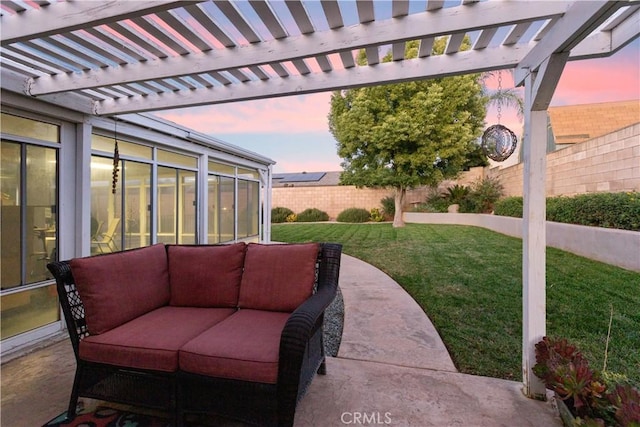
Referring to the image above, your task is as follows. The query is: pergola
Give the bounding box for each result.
[1,0,638,399]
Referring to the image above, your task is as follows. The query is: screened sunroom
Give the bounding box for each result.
[0,95,274,356]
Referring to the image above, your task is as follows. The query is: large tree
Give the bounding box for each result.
[329,38,487,227]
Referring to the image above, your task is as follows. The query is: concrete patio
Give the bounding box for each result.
[1,254,562,426]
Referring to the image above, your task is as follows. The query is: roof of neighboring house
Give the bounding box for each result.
[272,171,342,187]
[548,99,640,145]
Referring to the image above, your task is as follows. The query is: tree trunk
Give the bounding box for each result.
[393,187,406,228]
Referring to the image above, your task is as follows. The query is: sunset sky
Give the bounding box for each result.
[157,38,640,173]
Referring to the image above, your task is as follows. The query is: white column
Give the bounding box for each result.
[263,165,273,243]
[521,73,548,399]
[74,121,93,257]
[198,154,209,244]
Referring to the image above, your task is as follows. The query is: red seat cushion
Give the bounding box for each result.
[70,244,170,335]
[179,309,290,383]
[168,243,246,307]
[238,243,320,312]
[79,306,235,372]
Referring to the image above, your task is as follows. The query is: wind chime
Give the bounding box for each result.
[481,71,518,162]
[112,119,120,194]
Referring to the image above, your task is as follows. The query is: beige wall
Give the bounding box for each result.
[271,168,484,220]
[436,166,485,191]
[271,167,483,219]
[272,124,639,218]
[489,123,640,197]
[272,186,393,220]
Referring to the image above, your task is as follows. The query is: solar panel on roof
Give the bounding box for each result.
[274,172,326,183]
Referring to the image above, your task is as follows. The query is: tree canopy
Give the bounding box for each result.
[328,38,488,226]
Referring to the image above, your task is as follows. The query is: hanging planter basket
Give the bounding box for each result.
[481,124,517,162]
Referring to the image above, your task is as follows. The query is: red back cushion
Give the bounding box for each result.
[168,243,246,307]
[70,244,170,335]
[239,243,320,312]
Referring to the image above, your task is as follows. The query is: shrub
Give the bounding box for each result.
[458,197,478,213]
[493,192,640,231]
[494,196,523,217]
[285,213,297,222]
[381,196,395,219]
[548,192,640,231]
[370,208,384,222]
[422,188,449,213]
[445,184,470,205]
[271,207,294,223]
[296,208,329,222]
[546,196,577,225]
[463,176,504,213]
[337,207,371,223]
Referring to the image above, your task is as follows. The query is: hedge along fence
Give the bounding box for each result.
[296,208,330,222]
[403,212,640,272]
[271,207,295,223]
[494,192,640,231]
[337,207,372,223]
[271,207,330,223]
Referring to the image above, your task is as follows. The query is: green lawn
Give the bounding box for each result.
[272,223,640,386]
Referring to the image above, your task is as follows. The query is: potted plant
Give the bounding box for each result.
[533,337,640,427]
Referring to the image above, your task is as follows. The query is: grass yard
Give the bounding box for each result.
[272,222,640,386]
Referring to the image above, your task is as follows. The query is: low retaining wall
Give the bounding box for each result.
[404,212,640,272]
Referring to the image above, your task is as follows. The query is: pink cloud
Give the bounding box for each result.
[157,92,333,134]
[485,106,524,137]
[551,56,640,106]
[275,159,342,173]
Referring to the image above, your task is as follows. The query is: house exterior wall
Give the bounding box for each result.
[489,123,640,197]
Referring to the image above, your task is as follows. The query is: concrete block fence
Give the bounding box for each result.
[271,167,485,220]
[272,124,638,222]
[489,123,640,197]
[272,186,440,220]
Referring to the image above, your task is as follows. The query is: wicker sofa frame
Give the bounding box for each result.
[47,242,342,427]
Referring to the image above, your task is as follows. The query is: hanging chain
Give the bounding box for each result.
[496,71,502,124]
[112,119,120,194]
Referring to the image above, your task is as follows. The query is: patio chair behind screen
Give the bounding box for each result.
[92,218,120,253]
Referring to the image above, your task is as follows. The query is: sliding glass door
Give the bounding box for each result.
[1,113,60,340]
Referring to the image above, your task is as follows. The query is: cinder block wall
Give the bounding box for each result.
[271,169,483,220]
[489,123,640,197]
[272,186,392,219]
[272,124,639,218]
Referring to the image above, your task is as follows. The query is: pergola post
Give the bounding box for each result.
[520,52,569,399]
[521,74,548,399]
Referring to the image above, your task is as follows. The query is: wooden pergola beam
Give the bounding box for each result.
[0,1,203,46]
[26,1,572,96]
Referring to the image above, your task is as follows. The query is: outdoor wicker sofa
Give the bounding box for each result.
[47,241,342,427]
